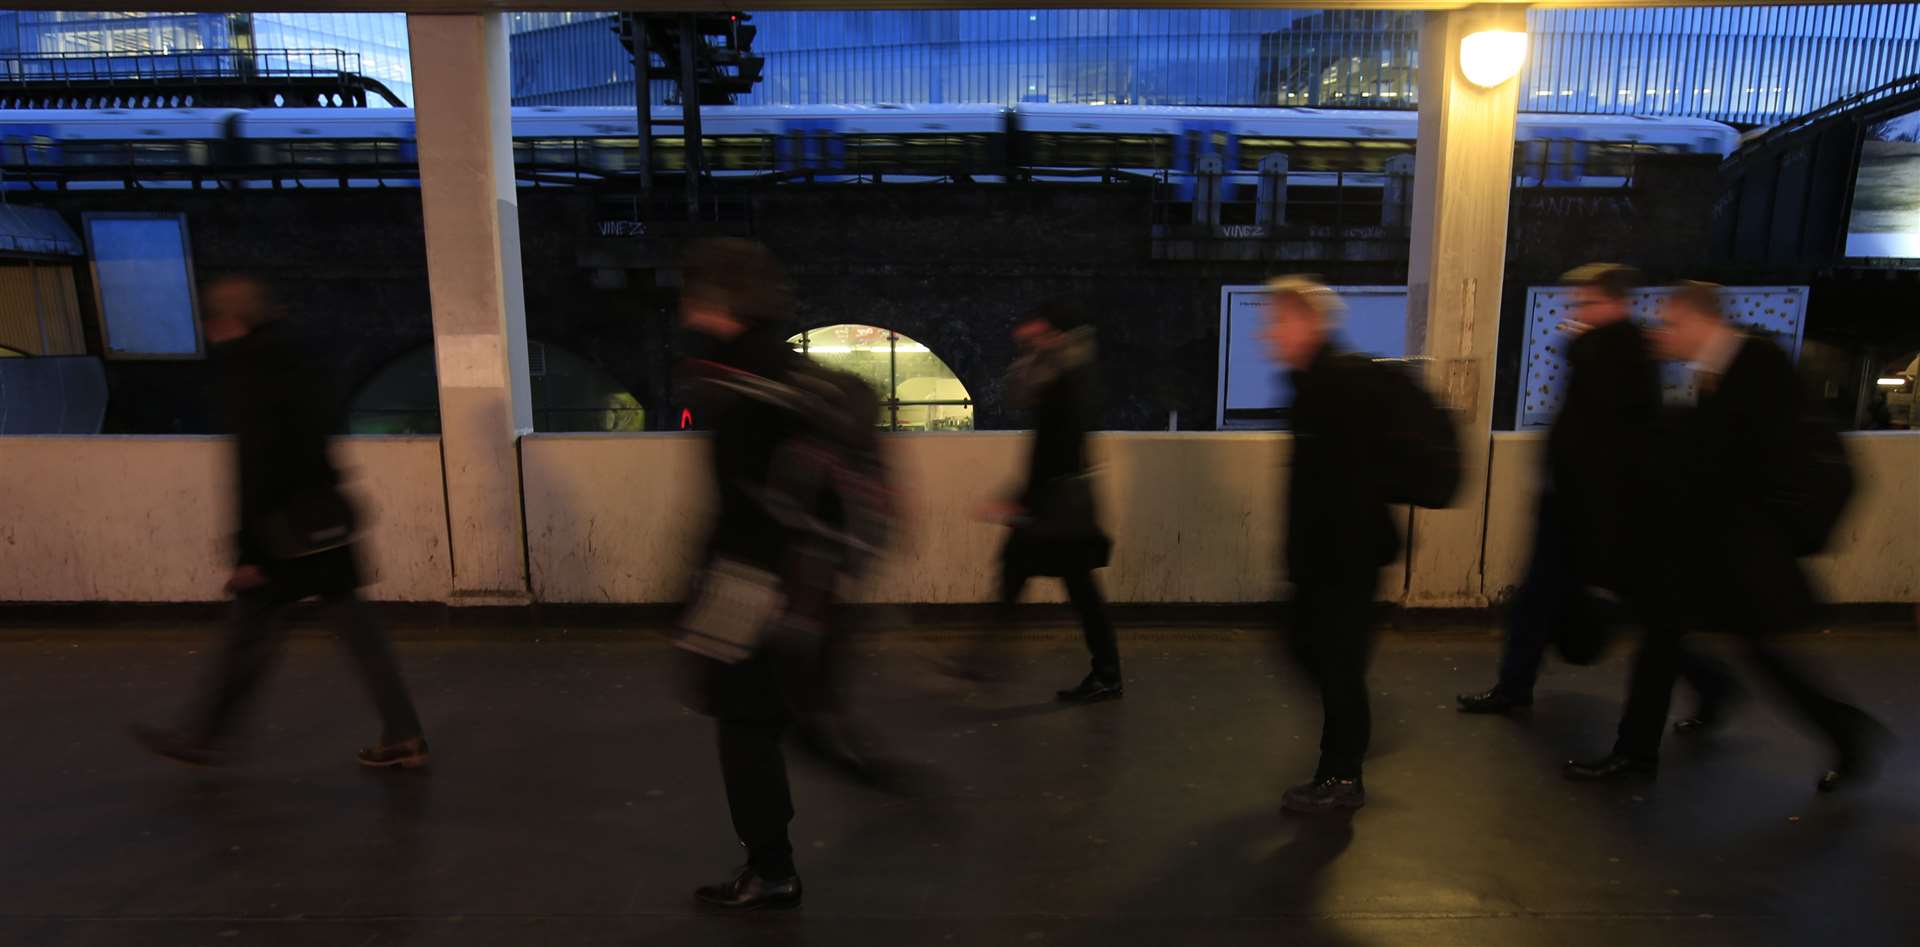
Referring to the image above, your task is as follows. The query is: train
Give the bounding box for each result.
[0,103,1739,192]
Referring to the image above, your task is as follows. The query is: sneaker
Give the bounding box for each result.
[358,736,430,769]
[1456,688,1533,714]
[1282,776,1366,814]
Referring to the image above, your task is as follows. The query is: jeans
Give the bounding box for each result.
[1287,570,1379,781]
[190,583,422,745]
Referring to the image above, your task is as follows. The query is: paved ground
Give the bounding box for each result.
[1,618,1915,946]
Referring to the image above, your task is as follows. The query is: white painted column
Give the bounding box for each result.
[1403,4,1525,607]
[408,13,533,603]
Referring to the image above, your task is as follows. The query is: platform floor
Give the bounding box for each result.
[0,619,1915,946]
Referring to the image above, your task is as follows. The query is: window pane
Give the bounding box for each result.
[85,215,199,357]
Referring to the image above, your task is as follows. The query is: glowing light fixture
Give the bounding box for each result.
[1459,30,1527,88]
[1877,376,1909,388]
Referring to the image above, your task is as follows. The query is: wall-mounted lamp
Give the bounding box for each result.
[1460,30,1527,88]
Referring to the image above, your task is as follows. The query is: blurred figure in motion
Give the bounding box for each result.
[1459,264,1731,716]
[1267,277,1459,815]
[133,276,426,769]
[674,239,908,912]
[970,300,1119,703]
[1567,283,1888,791]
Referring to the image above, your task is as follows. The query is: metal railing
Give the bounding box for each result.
[0,48,368,85]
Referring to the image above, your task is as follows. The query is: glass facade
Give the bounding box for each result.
[0,11,413,103]
[2,6,1916,124]
[1523,4,1920,125]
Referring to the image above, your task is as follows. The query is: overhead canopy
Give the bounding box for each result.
[0,204,82,258]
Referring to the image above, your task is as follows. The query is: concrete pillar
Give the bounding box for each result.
[1402,5,1524,607]
[408,13,534,604]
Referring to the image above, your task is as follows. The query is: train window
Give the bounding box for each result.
[1028,133,1170,169]
[844,134,990,173]
[1241,138,1411,174]
[646,136,773,173]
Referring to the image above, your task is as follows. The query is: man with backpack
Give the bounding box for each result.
[1567,282,1889,791]
[673,239,904,911]
[1264,277,1459,814]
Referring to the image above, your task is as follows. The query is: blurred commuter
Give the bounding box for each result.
[1267,277,1459,814]
[1567,283,1888,791]
[133,276,426,769]
[1458,264,1732,718]
[674,239,910,912]
[973,300,1120,703]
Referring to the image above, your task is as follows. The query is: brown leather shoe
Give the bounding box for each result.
[358,736,430,769]
[696,865,803,911]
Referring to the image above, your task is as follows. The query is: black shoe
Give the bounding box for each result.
[1819,719,1894,794]
[130,724,225,767]
[695,864,803,911]
[1456,688,1532,715]
[358,736,430,769]
[1056,674,1123,703]
[1673,715,1721,736]
[1282,776,1366,814]
[1564,753,1657,781]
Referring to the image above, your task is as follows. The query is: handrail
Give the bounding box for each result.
[1730,71,1920,162]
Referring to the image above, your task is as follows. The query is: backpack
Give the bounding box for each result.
[1775,412,1854,556]
[1369,358,1463,509]
[785,360,896,575]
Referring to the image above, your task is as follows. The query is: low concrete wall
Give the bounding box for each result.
[0,436,452,602]
[3,431,1909,606]
[1482,432,1919,605]
[524,433,1317,605]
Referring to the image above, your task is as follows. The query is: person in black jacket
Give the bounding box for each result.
[1567,283,1888,791]
[1459,264,1732,718]
[977,300,1120,703]
[1268,278,1399,814]
[133,276,426,770]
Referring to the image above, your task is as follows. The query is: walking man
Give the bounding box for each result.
[134,275,427,769]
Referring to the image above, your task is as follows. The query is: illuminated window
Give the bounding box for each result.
[789,324,974,432]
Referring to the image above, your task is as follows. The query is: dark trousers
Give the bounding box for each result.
[1495,493,1578,698]
[717,713,796,877]
[1499,494,1731,708]
[1615,623,1866,762]
[190,583,422,745]
[1287,570,1378,781]
[1000,566,1120,682]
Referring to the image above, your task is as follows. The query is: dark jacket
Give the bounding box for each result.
[216,320,359,594]
[1655,334,1817,631]
[1544,318,1661,592]
[1002,328,1111,577]
[692,326,811,573]
[1285,341,1400,584]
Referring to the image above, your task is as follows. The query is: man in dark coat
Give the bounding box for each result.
[1567,283,1888,791]
[1267,277,1399,814]
[134,276,426,769]
[679,239,919,910]
[1459,263,1732,719]
[980,300,1120,703]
